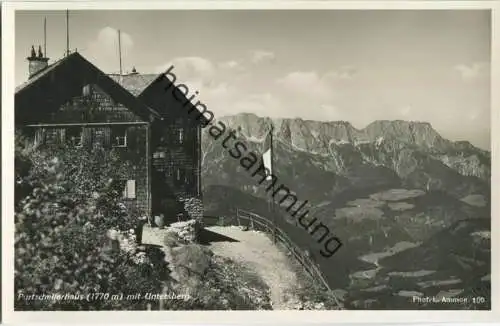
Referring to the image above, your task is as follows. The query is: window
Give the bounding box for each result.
[175,168,186,185]
[123,180,136,199]
[184,173,191,186]
[45,128,63,145]
[66,127,83,147]
[94,129,105,146]
[178,128,184,144]
[153,151,166,159]
[112,127,127,147]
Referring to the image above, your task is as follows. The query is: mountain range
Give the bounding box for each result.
[200,113,491,310]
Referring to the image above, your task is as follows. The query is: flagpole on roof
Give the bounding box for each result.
[44,17,47,58]
[65,10,70,56]
[118,29,123,76]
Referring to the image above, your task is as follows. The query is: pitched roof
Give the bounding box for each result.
[137,73,211,125]
[15,55,68,93]
[108,71,210,126]
[108,73,158,97]
[15,52,163,124]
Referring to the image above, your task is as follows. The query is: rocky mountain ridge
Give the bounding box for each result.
[207,113,490,183]
[218,113,487,151]
[200,113,491,310]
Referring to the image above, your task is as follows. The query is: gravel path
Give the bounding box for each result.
[205,225,299,309]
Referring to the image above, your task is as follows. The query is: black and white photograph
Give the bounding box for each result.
[3,1,497,322]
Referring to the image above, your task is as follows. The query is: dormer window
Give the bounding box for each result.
[112,127,127,148]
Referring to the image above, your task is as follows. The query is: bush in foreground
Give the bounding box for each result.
[14,142,167,310]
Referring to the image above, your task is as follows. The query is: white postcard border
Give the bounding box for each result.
[2,0,499,324]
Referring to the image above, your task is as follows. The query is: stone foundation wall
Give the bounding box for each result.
[179,196,203,221]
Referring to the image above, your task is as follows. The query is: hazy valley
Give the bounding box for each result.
[201,113,491,310]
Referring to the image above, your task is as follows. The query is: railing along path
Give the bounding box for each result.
[205,208,341,308]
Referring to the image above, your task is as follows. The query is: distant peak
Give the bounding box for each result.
[234,112,260,118]
[368,120,433,127]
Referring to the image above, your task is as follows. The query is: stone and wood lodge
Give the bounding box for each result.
[15,46,204,224]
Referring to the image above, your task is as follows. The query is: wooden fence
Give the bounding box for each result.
[205,208,341,308]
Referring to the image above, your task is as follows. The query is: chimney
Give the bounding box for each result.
[27,45,49,78]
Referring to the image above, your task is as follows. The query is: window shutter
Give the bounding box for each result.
[126,128,133,150]
[104,127,111,147]
[93,128,107,147]
[41,128,47,144]
[34,128,44,146]
[82,128,92,147]
[124,180,136,199]
[58,128,66,143]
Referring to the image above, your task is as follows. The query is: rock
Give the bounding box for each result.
[167,219,202,243]
[313,302,325,310]
[285,297,304,310]
[351,299,379,309]
[107,229,119,240]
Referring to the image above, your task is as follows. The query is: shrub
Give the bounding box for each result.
[14,141,167,310]
[163,253,272,310]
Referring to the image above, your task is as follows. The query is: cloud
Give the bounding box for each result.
[152,55,356,122]
[233,93,282,117]
[318,104,344,121]
[154,56,252,116]
[454,62,489,81]
[272,67,362,120]
[467,107,488,122]
[154,55,276,117]
[399,105,412,117]
[85,27,134,73]
[169,76,282,118]
[251,50,275,64]
[157,56,216,84]
[181,78,243,117]
[219,60,240,69]
[276,70,335,100]
[217,60,249,78]
[324,66,357,80]
[276,65,357,101]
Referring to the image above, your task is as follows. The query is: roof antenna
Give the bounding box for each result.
[65,10,70,56]
[118,29,123,76]
[44,17,47,58]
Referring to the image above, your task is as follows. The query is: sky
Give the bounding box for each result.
[15,10,491,149]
